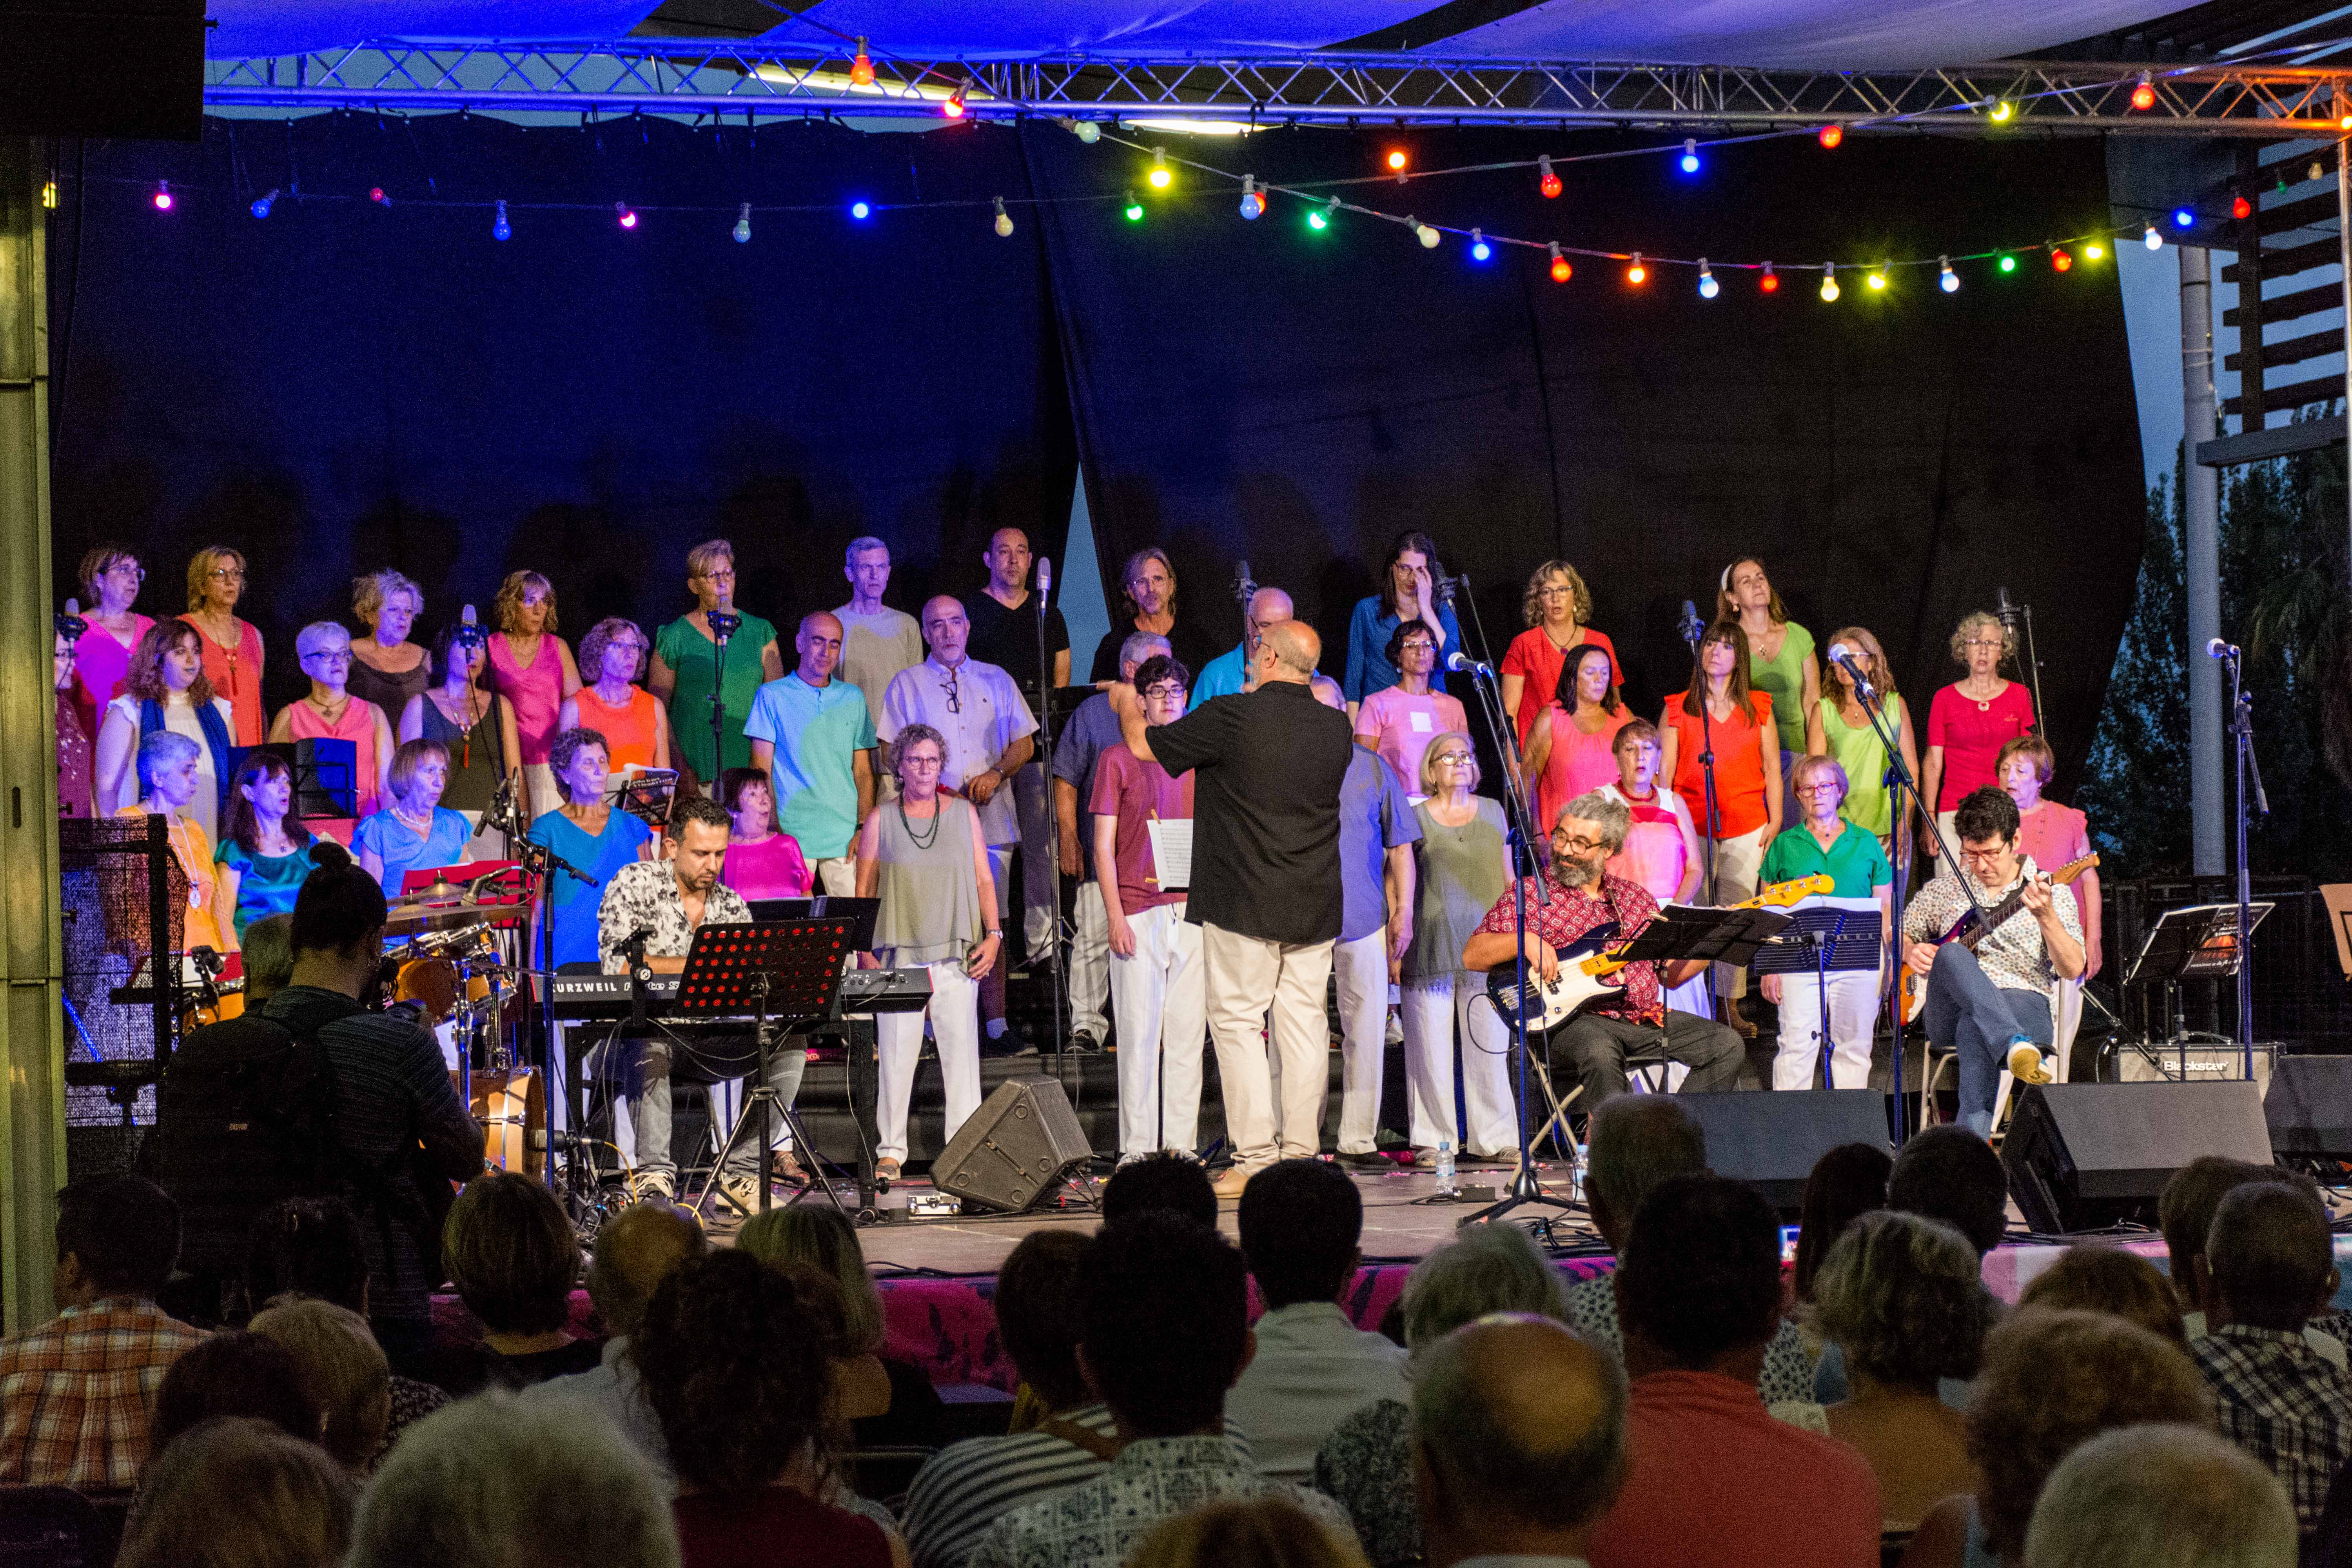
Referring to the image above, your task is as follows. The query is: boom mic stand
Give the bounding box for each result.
[1676,602,1722,907]
[1033,559,1067,1065]
[2215,638,2268,1065]
[486,780,598,1197]
[1996,588,2048,749]
[707,595,742,794]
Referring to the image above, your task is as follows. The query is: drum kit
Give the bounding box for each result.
[380,875,545,1180]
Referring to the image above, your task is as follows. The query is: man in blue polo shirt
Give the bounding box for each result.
[745,611,877,896]
[1189,588,1292,711]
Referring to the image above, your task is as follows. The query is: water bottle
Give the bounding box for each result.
[1434,1140,1457,1197]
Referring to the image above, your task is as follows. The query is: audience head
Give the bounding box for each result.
[2017,1245,2187,1347]
[1129,1496,1370,1568]
[1081,1212,1252,1438]
[586,1201,707,1341]
[1889,1124,2009,1258]
[443,1171,582,1338]
[288,841,387,964]
[240,913,298,1005]
[54,1172,180,1307]
[245,1195,369,1316]
[994,1230,1096,1412]
[350,1390,681,1568]
[1615,1173,1783,1377]
[1399,1222,1570,1357]
[2160,1157,2292,1299]
[249,1298,391,1472]
[151,1332,325,1456]
[1101,1151,1218,1229]
[2202,1180,2337,1331]
[1238,1158,1364,1310]
[1583,1096,1707,1252]
[120,1417,355,1568]
[633,1249,833,1494]
[1792,1142,1891,1301]
[1414,1314,1628,1568]
[1967,1308,2210,1563]
[2021,1424,2296,1568]
[1813,1210,1996,1392]
[734,1204,885,1355]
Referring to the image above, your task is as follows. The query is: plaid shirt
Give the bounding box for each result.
[1476,871,1664,1024]
[0,1297,205,1490]
[2194,1323,2352,1532]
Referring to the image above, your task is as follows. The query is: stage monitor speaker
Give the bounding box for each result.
[2003,1082,2273,1234]
[0,2,206,139]
[2266,1056,2352,1159]
[933,1076,1094,1214]
[1674,1091,1892,1214]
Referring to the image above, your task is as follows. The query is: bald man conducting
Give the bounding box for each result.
[1118,619,1356,1198]
[1189,587,1296,709]
[746,610,878,897]
[1415,1315,1630,1568]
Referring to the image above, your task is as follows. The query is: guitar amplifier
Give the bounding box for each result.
[2100,1039,2275,1095]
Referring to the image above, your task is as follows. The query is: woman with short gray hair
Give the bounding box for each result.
[269,621,396,818]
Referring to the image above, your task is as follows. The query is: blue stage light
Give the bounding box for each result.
[851,199,872,220]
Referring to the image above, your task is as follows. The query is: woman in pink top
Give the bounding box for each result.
[68,541,154,744]
[270,622,396,819]
[1598,720,1709,1018]
[717,767,813,900]
[1920,610,2035,860]
[179,543,267,746]
[486,570,581,822]
[1498,558,1618,752]
[1527,643,1632,842]
[1354,621,1467,795]
[2000,733,2100,1069]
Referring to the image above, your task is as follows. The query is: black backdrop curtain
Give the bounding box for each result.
[52,116,2139,786]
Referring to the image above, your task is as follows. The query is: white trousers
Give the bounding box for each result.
[1068,881,1111,1041]
[522,762,563,822]
[1332,930,1391,1155]
[814,855,856,898]
[1109,903,1206,1153]
[2053,975,2082,1078]
[1708,825,1769,998]
[874,956,982,1161]
[1771,969,1882,1090]
[1401,974,1519,1155]
[1202,922,1335,1169]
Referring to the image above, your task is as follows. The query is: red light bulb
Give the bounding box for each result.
[2232,194,2252,220]
[1538,155,1561,198]
[2131,81,2156,111]
[1548,243,1571,283]
[2051,247,2072,272]
[849,38,875,87]
[1818,124,1843,149]
[1760,263,1780,294]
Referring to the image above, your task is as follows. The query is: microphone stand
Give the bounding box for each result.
[707,601,742,792]
[492,784,597,1197]
[1033,564,1067,1064]
[2222,644,2266,1065]
[1677,616,1722,907]
[1998,591,2049,750]
[1441,575,1528,813]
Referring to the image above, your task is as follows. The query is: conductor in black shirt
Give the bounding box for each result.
[963,528,1069,964]
[1116,619,1356,1199]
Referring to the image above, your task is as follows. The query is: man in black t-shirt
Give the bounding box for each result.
[1117,620,1355,1199]
[964,528,1071,973]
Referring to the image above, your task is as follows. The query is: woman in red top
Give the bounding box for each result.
[1656,622,1779,1028]
[560,617,671,774]
[1920,610,2035,860]
[1527,642,1631,841]
[179,544,267,745]
[1499,558,1618,752]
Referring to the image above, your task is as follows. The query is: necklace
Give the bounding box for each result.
[391,801,435,837]
[897,797,942,851]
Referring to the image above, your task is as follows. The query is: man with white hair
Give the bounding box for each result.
[2022,1423,2298,1568]
[1189,586,1294,709]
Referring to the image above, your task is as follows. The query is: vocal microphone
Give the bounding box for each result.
[1996,587,2018,627]
[58,598,87,640]
[1234,558,1256,604]
[1445,650,1493,676]
[453,602,485,648]
[710,591,741,642]
[1825,642,1878,701]
[1433,571,1458,609]
[1036,557,1051,603]
[2208,637,2239,660]
[1677,599,1705,646]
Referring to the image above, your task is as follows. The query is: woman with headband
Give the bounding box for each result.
[1717,557,1817,827]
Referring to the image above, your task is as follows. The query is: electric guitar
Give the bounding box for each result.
[1898,853,2100,1024]
[1485,875,1833,1033]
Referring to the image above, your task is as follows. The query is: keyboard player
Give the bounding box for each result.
[595,793,794,1209]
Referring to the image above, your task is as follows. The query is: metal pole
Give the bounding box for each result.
[2181,244,2226,876]
[2339,135,2352,588]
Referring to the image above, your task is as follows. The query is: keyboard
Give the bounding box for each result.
[546,967,932,1020]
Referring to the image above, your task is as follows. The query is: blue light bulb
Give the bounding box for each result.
[249,190,276,220]
[492,200,511,241]
[2173,206,2196,229]
[1679,138,1700,174]
[851,200,872,221]
[1470,228,1491,261]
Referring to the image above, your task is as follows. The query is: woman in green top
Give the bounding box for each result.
[1806,624,1919,861]
[648,537,783,782]
[1758,755,1891,1093]
[1717,556,1818,824]
[212,751,316,940]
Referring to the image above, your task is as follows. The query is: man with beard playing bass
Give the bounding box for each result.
[1461,788,1743,1114]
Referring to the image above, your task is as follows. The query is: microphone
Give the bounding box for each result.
[1434,571,1459,608]
[1234,558,1256,604]
[710,591,740,643]
[1996,587,2018,627]
[454,602,485,648]
[57,598,87,640]
[1036,557,1051,600]
[1445,650,1493,676]
[1826,642,1878,701]
[1677,600,1705,646]
[2208,637,2239,660]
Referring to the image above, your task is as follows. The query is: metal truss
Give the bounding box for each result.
[201,42,2352,136]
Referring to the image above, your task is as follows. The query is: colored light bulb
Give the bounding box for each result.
[1866,265,1887,291]
[1239,176,1262,220]
[2051,247,2073,271]
[1386,150,1408,172]
[616,202,637,229]
[1760,262,1779,294]
[2145,223,2162,250]
[1470,228,1491,261]
[492,200,511,241]
[250,189,277,219]
[1939,256,1958,292]
[733,202,751,243]
[1998,253,2017,272]
[2084,240,2105,261]
[1538,155,1561,199]
[1679,138,1700,174]
[851,199,873,220]
[2232,194,2252,220]
[1818,124,1843,149]
[849,38,874,87]
[1626,252,1647,285]
[153,180,172,211]
[2131,74,2156,111]
[1820,264,1839,301]
[993,197,1014,237]
[1123,190,1143,221]
[2174,207,2196,228]
[1698,261,1718,299]
[1989,100,2014,123]
[1549,242,1570,283]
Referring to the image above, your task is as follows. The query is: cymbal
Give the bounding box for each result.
[383,898,506,938]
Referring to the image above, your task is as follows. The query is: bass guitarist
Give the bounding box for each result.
[1461,789,1743,1114]
[1902,785,2085,1136]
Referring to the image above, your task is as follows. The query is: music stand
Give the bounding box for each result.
[671,919,860,1220]
[230,739,357,820]
[2123,902,2274,1081]
[608,771,679,831]
[747,897,881,952]
[1621,904,1797,971]
[1752,902,1883,1091]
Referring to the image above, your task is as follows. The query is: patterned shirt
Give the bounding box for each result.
[597,858,754,975]
[0,1297,205,1489]
[1475,871,1663,1024]
[2193,1323,2352,1533]
[969,1434,1357,1568]
[1564,1273,1818,1406]
[1900,854,2082,1000]
[1312,1399,1419,1568]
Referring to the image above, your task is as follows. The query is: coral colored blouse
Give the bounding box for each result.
[1662,691,1775,841]
[574,684,661,771]
[283,695,387,818]
[1500,624,1620,750]
[180,616,265,746]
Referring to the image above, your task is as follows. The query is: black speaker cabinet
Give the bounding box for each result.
[2003,1082,2273,1234]
[1674,1091,1893,1214]
[2267,1056,2352,1159]
[933,1076,1095,1213]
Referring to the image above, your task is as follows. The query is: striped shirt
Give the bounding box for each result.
[0,1297,205,1490]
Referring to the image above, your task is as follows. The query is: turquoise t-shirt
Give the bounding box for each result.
[526,808,653,968]
[353,807,474,898]
[1760,818,1892,900]
[742,672,877,862]
[1187,642,1249,710]
[213,838,314,938]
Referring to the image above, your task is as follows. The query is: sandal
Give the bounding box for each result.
[775,1149,811,1187]
[874,1156,902,1191]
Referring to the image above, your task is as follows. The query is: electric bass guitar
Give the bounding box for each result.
[1897,853,2099,1024]
[1484,875,1833,1033]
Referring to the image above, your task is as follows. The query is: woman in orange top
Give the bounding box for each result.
[115,728,227,955]
[178,544,267,746]
[559,617,670,774]
[1656,621,1781,1028]
[270,622,396,819]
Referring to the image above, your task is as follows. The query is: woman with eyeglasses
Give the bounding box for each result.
[179,544,267,745]
[1657,620,1780,1031]
[270,622,397,820]
[1598,720,1709,1016]
[560,617,670,775]
[1919,611,2036,859]
[525,728,654,969]
[347,569,433,723]
[401,620,523,852]
[485,570,582,820]
[1397,731,1516,1167]
[1343,530,1464,723]
[1499,559,1617,753]
[1354,620,1468,796]
[1526,642,1631,842]
[1758,755,1892,1091]
[355,740,474,898]
[96,620,236,840]
[213,751,316,941]
[649,538,782,783]
[67,542,155,744]
[715,767,813,900]
[1805,625,1918,862]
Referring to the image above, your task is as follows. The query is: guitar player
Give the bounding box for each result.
[1901,785,2085,1137]
[1461,789,1743,1115]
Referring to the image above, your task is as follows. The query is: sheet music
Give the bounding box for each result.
[1147,820,1194,891]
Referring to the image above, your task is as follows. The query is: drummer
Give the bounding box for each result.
[355,740,474,899]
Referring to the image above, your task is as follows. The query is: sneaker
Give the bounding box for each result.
[1384,1007,1404,1046]
[712,1174,764,1217]
[2008,1041,2055,1085]
[874,1156,903,1191]
[983,1024,1040,1058]
[1067,1032,1103,1054]
[632,1171,675,1202]
[1336,1149,1392,1171]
